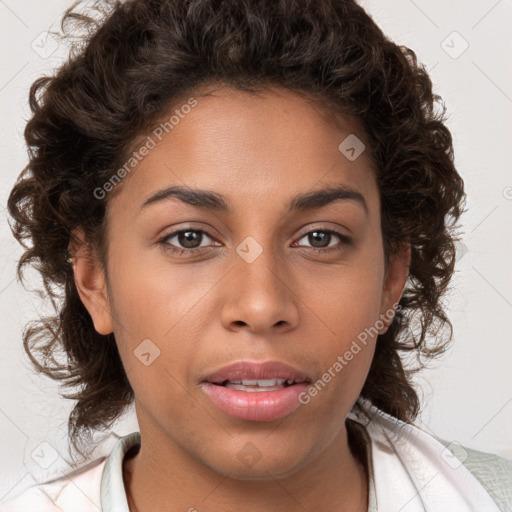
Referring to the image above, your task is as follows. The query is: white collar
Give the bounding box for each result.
[98,401,500,512]
[347,398,501,511]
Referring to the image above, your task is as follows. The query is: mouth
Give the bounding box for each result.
[210,378,308,392]
[200,360,312,421]
[201,359,311,386]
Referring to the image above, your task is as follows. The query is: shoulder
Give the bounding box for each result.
[436,438,512,511]
[349,399,512,511]
[0,457,106,512]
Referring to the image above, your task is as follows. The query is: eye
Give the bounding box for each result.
[158,227,353,257]
[293,229,353,253]
[158,228,219,255]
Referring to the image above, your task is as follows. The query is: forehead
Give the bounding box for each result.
[110,86,379,218]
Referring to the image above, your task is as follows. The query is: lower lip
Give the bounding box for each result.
[200,382,310,421]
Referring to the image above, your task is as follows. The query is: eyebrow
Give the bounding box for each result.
[139,184,368,216]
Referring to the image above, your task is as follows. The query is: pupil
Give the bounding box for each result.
[179,230,201,248]
[310,231,330,248]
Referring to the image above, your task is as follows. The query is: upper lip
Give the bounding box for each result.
[201,360,311,384]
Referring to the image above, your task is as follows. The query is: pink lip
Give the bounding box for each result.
[201,360,310,384]
[201,382,310,421]
[200,360,311,421]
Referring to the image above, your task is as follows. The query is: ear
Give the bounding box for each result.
[379,242,411,334]
[68,228,113,335]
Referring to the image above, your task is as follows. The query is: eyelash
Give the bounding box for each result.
[157,228,353,256]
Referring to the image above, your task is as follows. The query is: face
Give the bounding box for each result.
[73,86,410,480]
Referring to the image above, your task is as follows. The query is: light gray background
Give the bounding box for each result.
[1,0,511,501]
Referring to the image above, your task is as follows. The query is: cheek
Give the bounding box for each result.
[303,253,384,334]
[107,242,215,335]
[298,252,383,394]
[105,247,222,395]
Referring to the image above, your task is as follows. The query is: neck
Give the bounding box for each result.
[123,421,368,512]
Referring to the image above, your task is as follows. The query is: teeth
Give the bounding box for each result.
[227,378,287,386]
[220,377,303,392]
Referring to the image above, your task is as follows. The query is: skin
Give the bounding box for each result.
[71,86,410,512]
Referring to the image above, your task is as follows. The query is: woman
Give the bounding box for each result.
[3,0,511,510]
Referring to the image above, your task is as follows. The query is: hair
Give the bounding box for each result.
[8,0,466,462]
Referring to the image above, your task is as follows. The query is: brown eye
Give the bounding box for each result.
[173,230,204,249]
[304,230,332,248]
[159,229,219,255]
[295,229,352,253]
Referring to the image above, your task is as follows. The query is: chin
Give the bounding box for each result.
[200,445,309,482]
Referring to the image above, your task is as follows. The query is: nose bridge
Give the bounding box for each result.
[221,230,299,331]
[233,231,285,295]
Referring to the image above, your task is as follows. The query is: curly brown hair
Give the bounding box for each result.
[7,0,466,462]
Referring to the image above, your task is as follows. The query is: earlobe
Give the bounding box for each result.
[379,242,411,334]
[68,228,113,335]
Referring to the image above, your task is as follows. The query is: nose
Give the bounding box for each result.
[220,238,300,335]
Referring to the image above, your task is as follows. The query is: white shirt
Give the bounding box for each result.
[1,399,510,511]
